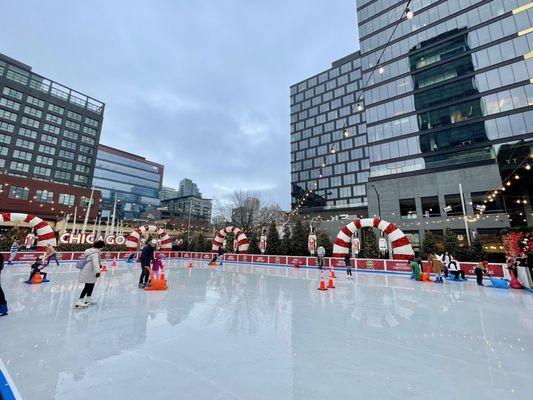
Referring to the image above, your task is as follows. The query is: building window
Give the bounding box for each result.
[21,116,40,129]
[18,127,37,139]
[55,170,71,181]
[67,110,82,121]
[0,132,13,144]
[421,196,441,218]
[60,140,77,150]
[63,130,79,140]
[48,103,65,115]
[43,124,61,135]
[26,96,44,108]
[38,144,56,155]
[79,145,93,155]
[0,97,20,111]
[56,160,73,169]
[85,117,99,128]
[9,161,29,173]
[41,134,58,145]
[36,155,54,166]
[45,114,63,125]
[444,194,463,216]
[15,138,35,150]
[73,174,88,184]
[399,198,417,219]
[58,193,75,206]
[33,165,51,176]
[65,120,80,130]
[77,155,92,164]
[35,190,54,203]
[81,136,95,145]
[76,164,90,174]
[2,87,23,100]
[471,192,504,214]
[0,145,8,156]
[8,185,29,200]
[13,149,32,161]
[83,126,97,136]
[23,106,42,118]
[0,109,17,122]
[58,150,75,160]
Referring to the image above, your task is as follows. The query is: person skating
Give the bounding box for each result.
[152,253,164,280]
[28,256,48,283]
[7,240,19,265]
[139,239,156,288]
[74,240,105,309]
[443,251,451,278]
[0,253,7,317]
[345,255,352,279]
[317,246,325,270]
[410,257,421,281]
[448,258,466,280]
[474,260,488,286]
[217,246,225,265]
[428,253,444,283]
[45,244,60,266]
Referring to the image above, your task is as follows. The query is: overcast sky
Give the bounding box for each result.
[1,0,358,209]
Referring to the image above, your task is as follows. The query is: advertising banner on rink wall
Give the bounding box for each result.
[0,251,505,277]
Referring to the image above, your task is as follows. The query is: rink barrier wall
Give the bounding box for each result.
[0,250,506,278]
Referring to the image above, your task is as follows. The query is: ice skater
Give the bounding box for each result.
[74,240,104,308]
[345,255,352,279]
[217,246,225,265]
[448,257,466,280]
[8,239,19,265]
[152,253,164,280]
[410,257,421,281]
[45,244,60,266]
[429,253,443,283]
[139,239,156,288]
[317,246,325,270]
[0,253,7,317]
[28,256,48,283]
[474,260,488,286]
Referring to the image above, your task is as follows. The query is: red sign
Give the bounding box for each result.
[253,255,268,263]
[224,254,238,262]
[268,255,287,265]
[356,259,385,270]
[386,260,411,272]
[287,256,307,267]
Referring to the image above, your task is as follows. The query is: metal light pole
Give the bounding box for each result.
[72,206,78,234]
[458,183,471,246]
[371,185,381,217]
[110,194,118,236]
[81,187,94,234]
[186,200,193,242]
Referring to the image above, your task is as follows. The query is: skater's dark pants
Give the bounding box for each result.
[347,268,352,276]
[139,264,150,285]
[79,283,95,299]
[0,283,5,306]
[29,269,47,281]
[450,270,465,280]
[474,268,483,285]
[46,254,59,266]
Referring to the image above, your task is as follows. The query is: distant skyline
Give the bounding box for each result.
[1,0,359,209]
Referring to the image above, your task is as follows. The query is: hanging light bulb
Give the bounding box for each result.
[357,104,363,111]
[343,129,349,137]
[525,164,531,170]
[506,181,511,186]
[493,190,498,195]
[501,187,506,191]
[378,66,385,74]
[331,148,336,154]
[406,8,414,19]
[515,174,520,180]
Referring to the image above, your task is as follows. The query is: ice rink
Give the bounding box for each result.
[1,259,532,400]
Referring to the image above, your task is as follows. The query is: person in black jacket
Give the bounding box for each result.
[0,253,7,317]
[139,238,156,288]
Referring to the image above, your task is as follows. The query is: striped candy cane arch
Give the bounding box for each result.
[125,225,172,251]
[333,218,414,260]
[0,212,56,251]
[212,226,249,253]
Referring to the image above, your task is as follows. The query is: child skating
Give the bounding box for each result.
[345,255,352,279]
[28,256,48,283]
[152,254,164,280]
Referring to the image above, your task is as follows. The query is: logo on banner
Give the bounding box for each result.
[59,233,126,246]
[351,237,360,256]
[379,237,387,251]
[366,260,375,269]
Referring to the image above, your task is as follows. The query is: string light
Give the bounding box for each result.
[406,8,414,19]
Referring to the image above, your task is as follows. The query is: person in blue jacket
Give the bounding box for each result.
[0,253,7,316]
[139,238,156,288]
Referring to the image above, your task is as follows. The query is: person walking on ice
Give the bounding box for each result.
[345,255,353,279]
[74,240,105,309]
[317,246,325,270]
[139,239,156,288]
[8,239,19,265]
[45,244,60,266]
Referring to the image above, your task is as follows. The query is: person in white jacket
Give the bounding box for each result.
[74,240,105,309]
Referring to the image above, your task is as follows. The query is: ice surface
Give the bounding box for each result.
[0,260,532,400]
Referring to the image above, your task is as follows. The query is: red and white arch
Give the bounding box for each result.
[125,225,172,251]
[212,226,249,253]
[333,218,414,260]
[0,212,56,251]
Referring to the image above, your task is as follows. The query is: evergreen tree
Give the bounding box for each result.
[265,221,281,255]
[280,231,292,255]
[0,228,20,251]
[443,227,460,256]
[291,220,309,256]
[361,227,379,259]
[317,232,332,256]
[421,230,437,258]
[247,230,260,254]
[467,235,486,261]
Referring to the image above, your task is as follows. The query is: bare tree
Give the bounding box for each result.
[213,190,283,232]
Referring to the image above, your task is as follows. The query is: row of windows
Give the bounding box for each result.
[291,72,361,105]
[360,0,531,73]
[93,168,161,190]
[290,58,361,95]
[96,152,162,174]
[95,159,162,182]
[357,0,417,23]
[6,185,78,206]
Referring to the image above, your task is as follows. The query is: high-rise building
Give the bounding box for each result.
[290,52,367,214]
[291,0,533,254]
[161,178,212,223]
[0,53,104,188]
[93,144,164,220]
[160,185,179,201]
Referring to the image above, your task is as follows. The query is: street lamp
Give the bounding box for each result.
[371,185,381,217]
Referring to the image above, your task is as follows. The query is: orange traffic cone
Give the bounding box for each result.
[160,271,166,281]
[328,275,336,289]
[330,267,336,278]
[31,272,43,284]
[318,273,328,291]
[101,264,107,272]
[111,258,117,267]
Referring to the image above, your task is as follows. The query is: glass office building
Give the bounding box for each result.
[93,144,163,220]
[291,0,533,251]
[290,52,368,213]
[0,53,104,188]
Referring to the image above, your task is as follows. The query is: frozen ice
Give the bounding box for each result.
[1,260,532,400]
